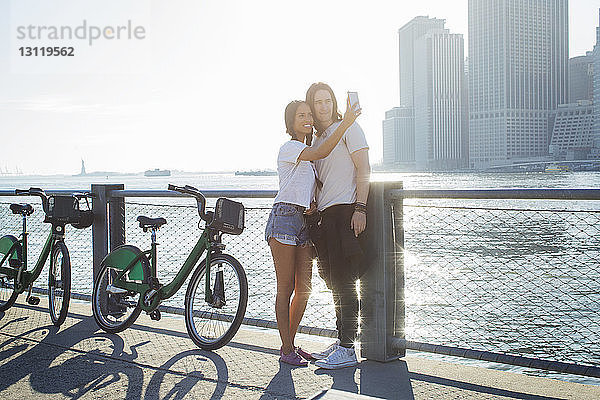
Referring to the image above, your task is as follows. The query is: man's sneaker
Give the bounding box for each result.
[311,339,340,360]
[280,348,308,367]
[314,346,358,370]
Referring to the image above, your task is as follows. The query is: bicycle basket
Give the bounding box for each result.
[45,196,93,228]
[71,209,94,229]
[209,198,244,235]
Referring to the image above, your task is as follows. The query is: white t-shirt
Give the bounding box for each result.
[312,121,369,211]
[273,140,316,208]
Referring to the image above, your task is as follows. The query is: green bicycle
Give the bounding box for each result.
[0,187,93,326]
[92,184,248,350]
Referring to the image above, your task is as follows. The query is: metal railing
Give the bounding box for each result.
[389,188,600,378]
[0,190,93,301]
[2,184,600,378]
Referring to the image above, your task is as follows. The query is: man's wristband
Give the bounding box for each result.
[354,202,367,214]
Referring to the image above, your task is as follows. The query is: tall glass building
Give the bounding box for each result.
[468,0,569,169]
[414,29,467,170]
[382,107,415,169]
[593,10,600,155]
[394,16,467,170]
[569,53,594,103]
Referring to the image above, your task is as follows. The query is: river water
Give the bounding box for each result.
[1,171,599,385]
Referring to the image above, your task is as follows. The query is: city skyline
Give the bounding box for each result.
[385,0,600,171]
[1,1,599,175]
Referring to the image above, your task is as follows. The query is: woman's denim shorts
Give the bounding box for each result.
[265,202,310,246]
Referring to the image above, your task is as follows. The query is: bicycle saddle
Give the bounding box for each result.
[10,203,34,216]
[137,216,167,229]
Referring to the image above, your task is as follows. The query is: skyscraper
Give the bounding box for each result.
[414,28,467,170]
[399,16,446,107]
[392,16,467,170]
[468,0,569,169]
[382,106,414,169]
[569,53,594,102]
[593,9,600,156]
[382,16,447,170]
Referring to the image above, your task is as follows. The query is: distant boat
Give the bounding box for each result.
[544,164,569,173]
[145,168,171,177]
[235,170,277,176]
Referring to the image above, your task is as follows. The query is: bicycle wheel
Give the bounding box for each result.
[185,253,248,350]
[48,241,71,326]
[0,275,18,312]
[0,235,21,312]
[92,263,142,333]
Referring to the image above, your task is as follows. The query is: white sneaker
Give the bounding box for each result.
[314,346,358,369]
[311,339,340,360]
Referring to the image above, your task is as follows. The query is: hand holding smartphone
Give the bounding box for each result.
[348,91,360,111]
[342,91,362,126]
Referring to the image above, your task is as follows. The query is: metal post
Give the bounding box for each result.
[91,184,124,282]
[361,181,404,362]
[108,187,125,250]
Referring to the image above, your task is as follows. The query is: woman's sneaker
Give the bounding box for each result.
[280,348,308,367]
[314,346,358,370]
[310,339,340,360]
[296,347,315,361]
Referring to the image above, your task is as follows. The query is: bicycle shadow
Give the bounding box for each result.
[0,312,146,399]
[144,349,229,400]
[1,306,234,399]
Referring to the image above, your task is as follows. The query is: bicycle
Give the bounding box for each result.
[0,187,94,326]
[92,184,248,350]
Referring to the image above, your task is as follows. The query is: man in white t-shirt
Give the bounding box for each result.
[305,82,370,369]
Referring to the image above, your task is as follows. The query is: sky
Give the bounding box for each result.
[1,0,599,175]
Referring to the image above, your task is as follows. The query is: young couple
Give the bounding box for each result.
[265,82,370,369]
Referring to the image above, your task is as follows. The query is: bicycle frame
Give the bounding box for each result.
[111,227,216,312]
[0,218,61,294]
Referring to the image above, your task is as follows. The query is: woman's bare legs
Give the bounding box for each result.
[289,244,312,345]
[269,238,296,354]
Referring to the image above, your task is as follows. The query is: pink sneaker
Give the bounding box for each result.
[280,348,308,366]
[296,346,315,361]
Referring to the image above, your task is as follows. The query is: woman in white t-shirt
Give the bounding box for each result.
[265,99,360,366]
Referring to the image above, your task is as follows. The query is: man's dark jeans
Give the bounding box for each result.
[309,204,364,348]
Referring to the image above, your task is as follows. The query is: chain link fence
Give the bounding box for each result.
[0,197,337,334]
[123,200,336,332]
[400,197,600,369]
[3,189,600,375]
[0,199,93,299]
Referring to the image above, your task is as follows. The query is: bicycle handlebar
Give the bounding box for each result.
[15,188,94,213]
[168,184,209,221]
[72,192,94,200]
[15,187,49,213]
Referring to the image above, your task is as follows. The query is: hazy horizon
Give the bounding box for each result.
[2,0,599,175]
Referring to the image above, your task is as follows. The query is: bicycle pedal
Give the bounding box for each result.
[106,284,128,295]
[149,310,161,321]
[9,259,22,268]
[27,296,40,305]
[149,277,162,290]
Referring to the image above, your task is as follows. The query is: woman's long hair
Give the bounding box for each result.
[305,82,342,134]
[284,100,312,146]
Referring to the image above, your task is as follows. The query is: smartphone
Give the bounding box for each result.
[348,91,360,110]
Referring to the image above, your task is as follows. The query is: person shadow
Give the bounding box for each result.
[313,360,415,399]
[260,361,303,399]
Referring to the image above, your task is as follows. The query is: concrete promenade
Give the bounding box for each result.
[1,298,599,399]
